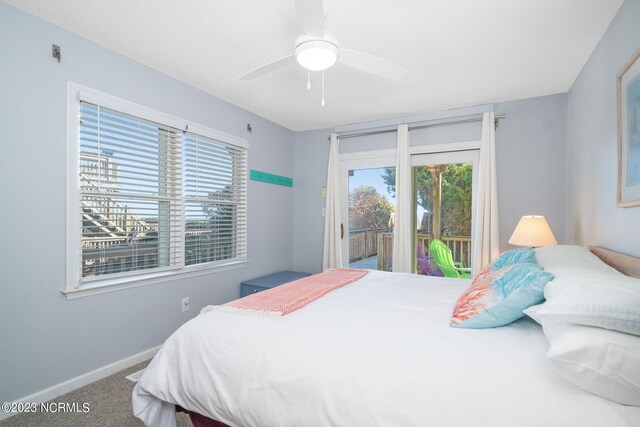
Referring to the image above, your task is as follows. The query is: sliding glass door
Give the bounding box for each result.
[411,150,478,277]
[339,150,477,276]
[340,154,396,271]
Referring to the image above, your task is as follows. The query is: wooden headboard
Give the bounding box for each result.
[590,246,640,279]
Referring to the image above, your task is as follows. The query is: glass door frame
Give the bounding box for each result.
[410,149,480,275]
[339,151,396,268]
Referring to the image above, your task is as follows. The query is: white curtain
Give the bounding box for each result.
[322,133,343,270]
[392,124,412,273]
[473,112,500,274]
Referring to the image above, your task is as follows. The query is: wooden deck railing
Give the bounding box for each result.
[374,233,471,272]
[348,228,388,263]
[81,231,234,277]
[416,235,472,268]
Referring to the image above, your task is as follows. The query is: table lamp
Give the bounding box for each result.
[508,215,557,247]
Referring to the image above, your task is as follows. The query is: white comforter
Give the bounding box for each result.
[133,270,640,426]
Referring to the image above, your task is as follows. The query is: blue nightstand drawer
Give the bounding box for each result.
[240,271,311,298]
[240,284,269,297]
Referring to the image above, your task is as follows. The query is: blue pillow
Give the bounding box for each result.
[451,263,554,328]
[492,247,537,270]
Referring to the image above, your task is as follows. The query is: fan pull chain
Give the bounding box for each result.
[321,71,325,107]
[307,70,311,90]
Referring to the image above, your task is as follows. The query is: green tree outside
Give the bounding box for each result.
[349,185,394,231]
[382,164,472,236]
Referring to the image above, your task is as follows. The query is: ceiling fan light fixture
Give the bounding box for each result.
[295,40,338,71]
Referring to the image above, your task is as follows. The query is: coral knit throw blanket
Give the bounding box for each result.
[202,269,368,317]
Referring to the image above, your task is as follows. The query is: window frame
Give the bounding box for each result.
[65,82,248,296]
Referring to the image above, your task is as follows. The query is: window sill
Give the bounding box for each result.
[62,260,248,300]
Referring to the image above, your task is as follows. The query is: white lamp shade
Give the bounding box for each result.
[509,215,558,247]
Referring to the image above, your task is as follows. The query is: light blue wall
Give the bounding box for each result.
[566,0,640,257]
[293,129,332,273]
[495,94,568,249]
[292,94,568,273]
[0,2,295,402]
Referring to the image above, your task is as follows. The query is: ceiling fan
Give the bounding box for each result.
[238,0,407,105]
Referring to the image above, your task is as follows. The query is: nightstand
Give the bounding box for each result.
[240,271,312,298]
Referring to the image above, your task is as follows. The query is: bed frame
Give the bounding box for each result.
[590,246,640,279]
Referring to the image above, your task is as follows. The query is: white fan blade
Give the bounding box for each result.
[339,49,407,80]
[239,54,296,80]
[295,0,325,36]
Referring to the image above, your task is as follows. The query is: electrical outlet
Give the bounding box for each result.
[181,297,191,312]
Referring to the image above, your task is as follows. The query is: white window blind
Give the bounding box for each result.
[73,95,247,288]
[183,133,247,266]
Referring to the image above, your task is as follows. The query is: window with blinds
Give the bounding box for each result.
[71,88,247,288]
[183,133,247,266]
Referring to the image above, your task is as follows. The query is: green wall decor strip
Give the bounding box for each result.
[249,169,293,187]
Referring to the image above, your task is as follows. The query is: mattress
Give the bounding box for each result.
[133,270,640,426]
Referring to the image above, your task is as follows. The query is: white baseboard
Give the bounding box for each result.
[0,345,160,421]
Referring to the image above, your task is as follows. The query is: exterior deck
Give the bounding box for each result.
[349,229,471,272]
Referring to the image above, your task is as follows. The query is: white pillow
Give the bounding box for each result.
[523,303,543,324]
[535,245,619,277]
[534,276,640,336]
[532,246,640,335]
[530,245,640,405]
[536,245,628,301]
[540,319,640,406]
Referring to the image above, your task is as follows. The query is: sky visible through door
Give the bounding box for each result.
[348,167,395,270]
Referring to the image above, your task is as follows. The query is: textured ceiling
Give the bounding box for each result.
[5,0,623,131]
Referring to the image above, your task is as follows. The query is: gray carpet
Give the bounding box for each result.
[0,360,191,427]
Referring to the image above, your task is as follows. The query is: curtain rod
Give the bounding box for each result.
[328,114,506,141]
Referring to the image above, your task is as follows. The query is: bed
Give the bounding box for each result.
[133,248,640,426]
